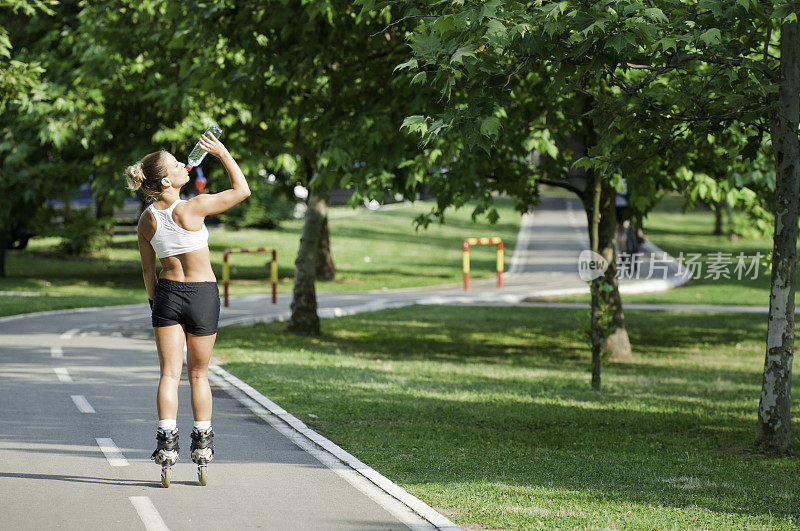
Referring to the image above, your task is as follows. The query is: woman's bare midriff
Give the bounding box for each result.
[158,247,217,282]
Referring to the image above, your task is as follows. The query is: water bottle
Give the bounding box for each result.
[185,125,223,171]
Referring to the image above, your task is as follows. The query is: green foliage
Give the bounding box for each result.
[0,1,98,250]
[144,0,445,205]
[358,0,800,248]
[55,210,113,256]
[218,183,295,230]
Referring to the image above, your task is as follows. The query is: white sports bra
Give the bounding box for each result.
[148,199,209,258]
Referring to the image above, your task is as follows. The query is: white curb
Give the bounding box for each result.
[208,364,460,531]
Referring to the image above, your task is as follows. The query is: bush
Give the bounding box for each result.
[57,211,113,255]
[218,184,294,229]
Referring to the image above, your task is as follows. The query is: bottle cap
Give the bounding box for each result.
[185,164,192,171]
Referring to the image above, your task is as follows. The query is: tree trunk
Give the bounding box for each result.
[96,197,110,220]
[96,197,115,236]
[588,171,602,390]
[569,92,632,377]
[0,226,7,278]
[287,186,329,335]
[725,201,738,242]
[598,180,633,362]
[755,20,800,455]
[713,202,724,235]
[315,215,336,281]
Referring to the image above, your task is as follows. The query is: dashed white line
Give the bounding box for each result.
[53,368,73,383]
[71,395,95,413]
[60,328,81,339]
[95,438,128,467]
[50,346,63,358]
[129,497,169,531]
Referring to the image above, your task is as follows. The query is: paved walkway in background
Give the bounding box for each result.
[0,194,759,531]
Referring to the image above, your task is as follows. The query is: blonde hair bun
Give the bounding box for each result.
[126,162,145,191]
[126,151,169,201]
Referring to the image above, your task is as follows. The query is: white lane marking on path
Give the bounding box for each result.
[60,328,81,339]
[209,365,458,531]
[129,497,169,531]
[53,368,73,383]
[71,395,96,413]
[95,438,128,467]
[50,346,63,358]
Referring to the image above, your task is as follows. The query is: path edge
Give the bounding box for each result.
[208,363,460,531]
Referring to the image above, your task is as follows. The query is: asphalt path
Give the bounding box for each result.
[0,326,430,530]
[0,195,691,530]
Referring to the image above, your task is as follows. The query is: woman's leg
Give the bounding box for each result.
[153,324,186,420]
[186,333,217,421]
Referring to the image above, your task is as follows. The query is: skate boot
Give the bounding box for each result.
[190,428,214,486]
[150,429,179,488]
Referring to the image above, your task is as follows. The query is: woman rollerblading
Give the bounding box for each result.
[190,427,214,486]
[151,428,180,488]
[126,129,250,487]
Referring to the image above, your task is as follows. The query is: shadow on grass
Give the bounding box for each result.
[292,306,769,364]
[217,305,799,522]
[220,356,799,522]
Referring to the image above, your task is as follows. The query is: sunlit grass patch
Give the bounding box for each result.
[214,304,800,530]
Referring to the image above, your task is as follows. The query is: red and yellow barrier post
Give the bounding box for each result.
[462,237,503,291]
[222,247,278,307]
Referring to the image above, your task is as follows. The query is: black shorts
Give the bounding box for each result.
[152,279,220,336]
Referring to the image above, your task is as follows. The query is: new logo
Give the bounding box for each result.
[578,250,608,281]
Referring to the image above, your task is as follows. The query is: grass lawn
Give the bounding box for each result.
[558,194,798,307]
[214,304,800,530]
[0,200,520,316]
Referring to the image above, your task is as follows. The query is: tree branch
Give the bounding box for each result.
[603,65,632,92]
[537,178,582,196]
[763,25,773,66]
[370,15,434,37]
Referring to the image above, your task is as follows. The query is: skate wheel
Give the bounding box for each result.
[198,465,207,486]
[161,466,170,488]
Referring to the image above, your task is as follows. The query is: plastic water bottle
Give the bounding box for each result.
[185,125,223,171]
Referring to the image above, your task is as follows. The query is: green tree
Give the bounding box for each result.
[378,0,798,452]
[0,0,92,275]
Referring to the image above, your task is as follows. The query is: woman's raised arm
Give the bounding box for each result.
[186,133,250,217]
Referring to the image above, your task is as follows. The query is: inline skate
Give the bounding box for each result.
[190,428,214,486]
[151,429,179,488]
